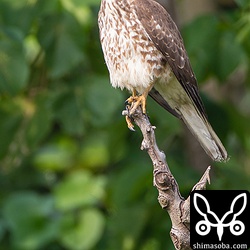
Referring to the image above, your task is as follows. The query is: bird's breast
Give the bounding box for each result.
[98,0,173,94]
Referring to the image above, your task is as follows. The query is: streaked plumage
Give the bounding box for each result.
[98,0,228,161]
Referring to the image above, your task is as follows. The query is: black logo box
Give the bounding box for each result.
[190,190,250,249]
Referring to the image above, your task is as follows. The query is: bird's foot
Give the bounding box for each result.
[126,94,147,115]
[124,94,147,131]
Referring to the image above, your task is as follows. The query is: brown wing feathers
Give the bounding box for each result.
[135,0,207,118]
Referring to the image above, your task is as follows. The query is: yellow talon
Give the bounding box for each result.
[125,84,154,130]
[125,115,135,131]
[126,88,148,115]
[129,95,147,114]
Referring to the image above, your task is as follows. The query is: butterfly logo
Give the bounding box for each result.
[193,193,247,241]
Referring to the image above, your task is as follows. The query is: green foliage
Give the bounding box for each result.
[3,192,57,250]
[0,0,249,250]
[54,170,106,211]
[59,208,105,250]
[182,15,246,82]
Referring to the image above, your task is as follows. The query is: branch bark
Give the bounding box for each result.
[122,106,211,250]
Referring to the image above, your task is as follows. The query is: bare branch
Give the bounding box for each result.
[122,106,211,250]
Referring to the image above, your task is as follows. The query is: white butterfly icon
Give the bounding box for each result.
[193,193,247,241]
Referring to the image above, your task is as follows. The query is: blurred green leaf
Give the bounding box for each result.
[225,104,250,145]
[62,0,101,6]
[237,3,250,57]
[141,238,161,250]
[84,76,124,126]
[26,95,53,148]
[182,15,219,82]
[61,0,94,25]
[3,192,58,250]
[37,11,85,79]
[107,204,149,250]
[54,170,106,211]
[52,87,86,136]
[182,14,245,82]
[235,0,250,8]
[109,162,151,208]
[0,219,6,242]
[80,134,110,169]
[0,99,22,159]
[24,35,41,64]
[215,31,245,81]
[33,137,77,171]
[59,208,105,250]
[0,0,39,35]
[0,28,29,95]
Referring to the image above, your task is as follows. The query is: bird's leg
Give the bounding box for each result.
[129,82,154,115]
[125,88,137,131]
[126,88,137,104]
[125,84,154,130]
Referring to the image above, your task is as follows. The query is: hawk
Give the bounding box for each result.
[98,0,228,162]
